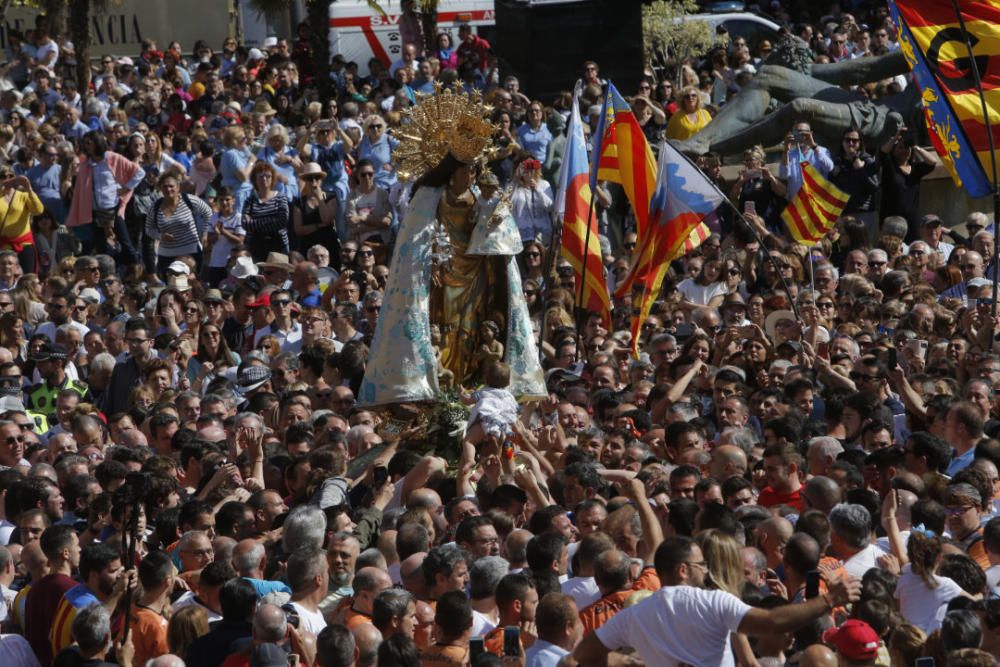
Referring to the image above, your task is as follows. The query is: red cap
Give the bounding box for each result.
[823,620,880,661]
[250,293,271,308]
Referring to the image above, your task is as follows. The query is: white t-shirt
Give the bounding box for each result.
[562,576,601,610]
[595,586,751,667]
[842,543,887,579]
[290,602,327,636]
[894,564,965,633]
[676,278,728,306]
[208,212,246,268]
[471,609,497,638]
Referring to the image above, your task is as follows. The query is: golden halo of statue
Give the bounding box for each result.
[395,82,499,181]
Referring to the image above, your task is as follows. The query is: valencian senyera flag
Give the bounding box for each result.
[555,90,611,329]
[592,83,657,293]
[626,141,724,353]
[781,162,850,246]
[890,0,1000,196]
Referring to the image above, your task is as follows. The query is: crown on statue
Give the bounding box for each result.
[395,83,498,181]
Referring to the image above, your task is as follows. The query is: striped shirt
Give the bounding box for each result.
[242,191,291,247]
[145,193,214,257]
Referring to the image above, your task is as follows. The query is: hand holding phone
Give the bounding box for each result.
[744,201,756,216]
[503,626,520,658]
[373,465,389,487]
[805,569,820,599]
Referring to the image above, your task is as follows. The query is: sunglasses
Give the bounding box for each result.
[358,250,374,257]
[272,299,292,307]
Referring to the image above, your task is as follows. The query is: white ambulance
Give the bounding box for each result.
[328,0,496,75]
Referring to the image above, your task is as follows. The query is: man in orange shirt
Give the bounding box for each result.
[484,573,539,656]
[420,590,472,666]
[330,566,393,628]
[123,550,174,667]
[578,550,660,635]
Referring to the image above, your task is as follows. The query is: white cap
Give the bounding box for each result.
[263,36,278,48]
[248,48,265,61]
[79,287,101,304]
[167,260,191,275]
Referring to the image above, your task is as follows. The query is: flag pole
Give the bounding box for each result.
[665,143,801,321]
[948,0,1000,316]
[720,197,801,321]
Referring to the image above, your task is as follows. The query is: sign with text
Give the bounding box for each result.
[0,1,231,56]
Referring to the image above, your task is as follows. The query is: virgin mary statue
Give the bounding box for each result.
[358,87,546,405]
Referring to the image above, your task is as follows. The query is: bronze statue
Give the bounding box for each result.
[676,37,920,156]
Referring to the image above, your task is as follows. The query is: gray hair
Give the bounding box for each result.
[807,436,844,460]
[272,352,301,372]
[73,603,111,652]
[178,530,209,551]
[283,505,327,553]
[347,425,374,449]
[89,352,116,377]
[469,555,510,600]
[0,545,11,572]
[286,545,327,593]
[881,216,908,238]
[742,546,767,572]
[814,261,839,282]
[668,401,700,422]
[966,211,989,228]
[719,427,760,456]
[649,333,677,347]
[829,503,872,549]
[232,541,265,574]
[233,412,264,432]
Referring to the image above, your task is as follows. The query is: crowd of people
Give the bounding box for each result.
[0,2,996,667]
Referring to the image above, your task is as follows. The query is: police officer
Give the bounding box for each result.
[25,342,89,420]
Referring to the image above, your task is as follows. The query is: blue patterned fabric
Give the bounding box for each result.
[359,186,545,406]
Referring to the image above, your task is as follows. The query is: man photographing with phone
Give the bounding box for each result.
[780,121,834,199]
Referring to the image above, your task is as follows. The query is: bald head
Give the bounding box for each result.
[710,445,748,480]
[400,552,427,596]
[148,657,186,667]
[504,528,533,567]
[803,476,842,514]
[799,644,837,667]
[407,488,442,511]
[232,538,266,576]
[20,541,48,579]
[253,603,288,643]
[352,622,383,667]
[196,425,226,444]
[757,516,794,569]
[119,428,148,449]
[884,489,917,530]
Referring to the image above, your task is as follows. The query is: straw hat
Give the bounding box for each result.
[300,162,327,180]
[257,252,294,272]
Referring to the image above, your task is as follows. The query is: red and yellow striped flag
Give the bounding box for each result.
[780,162,849,246]
[557,92,611,327]
[682,222,712,254]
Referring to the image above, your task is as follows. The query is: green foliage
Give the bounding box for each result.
[642,0,715,78]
